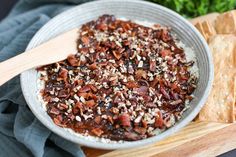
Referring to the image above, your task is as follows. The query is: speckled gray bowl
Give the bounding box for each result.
[21,0,213,149]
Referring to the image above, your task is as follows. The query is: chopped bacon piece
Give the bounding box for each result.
[88,62,97,70]
[79,85,91,93]
[96,23,108,31]
[123,40,130,46]
[121,23,131,31]
[79,47,89,54]
[107,115,114,124]
[111,107,119,114]
[100,61,108,67]
[94,116,101,124]
[75,102,83,109]
[161,29,171,42]
[150,76,159,87]
[149,60,156,72]
[53,117,61,126]
[133,86,148,95]
[143,95,152,102]
[142,119,148,128]
[119,113,131,127]
[113,93,122,104]
[50,107,60,115]
[59,68,68,82]
[77,92,87,98]
[160,49,171,58]
[88,84,98,93]
[67,55,79,66]
[124,132,142,141]
[67,114,75,120]
[134,127,146,135]
[77,92,97,100]
[112,50,122,60]
[171,82,179,91]
[81,36,90,45]
[155,111,164,128]
[86,100,96,107]
[72,102,83,114]
[87,93,98,100]
[170,91,179,100]
[58,90,68,98]
[160,87,170,100]
[126,81,139,88]
[100,87,112,95]
[75,79,84,86]
[138,79,149,86]
[91,128,104,136]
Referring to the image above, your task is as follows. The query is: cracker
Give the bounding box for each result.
[195,21,216,42]
[195,23,206,38]
[215,10,236,34]
[190,13,219,26]
[234,79,236,121]
[198,35,236,123]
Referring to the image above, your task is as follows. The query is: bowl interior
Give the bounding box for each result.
[20,0,213,149]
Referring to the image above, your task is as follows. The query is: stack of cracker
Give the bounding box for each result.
[191,11,236,123]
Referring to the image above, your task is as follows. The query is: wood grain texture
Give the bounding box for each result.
[83,122,229,157]
[156,123,236,157]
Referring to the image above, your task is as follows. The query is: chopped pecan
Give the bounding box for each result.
[57,103,68,110]
[170,99,182,105]
[128,65,134,74]
[135,69,147,79]
[145,102,156,108]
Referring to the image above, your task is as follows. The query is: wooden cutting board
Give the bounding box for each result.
[82,13,236,157]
